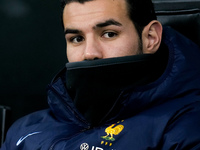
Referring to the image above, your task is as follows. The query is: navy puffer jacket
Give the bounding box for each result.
[1,27,200,150]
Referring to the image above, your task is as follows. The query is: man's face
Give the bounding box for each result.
[63,0,142,62]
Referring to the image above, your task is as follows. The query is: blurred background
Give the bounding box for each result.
[0,0,66,130]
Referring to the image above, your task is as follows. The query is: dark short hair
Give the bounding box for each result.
[60,0,157,39]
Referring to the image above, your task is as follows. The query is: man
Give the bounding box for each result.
[1,0,200,149]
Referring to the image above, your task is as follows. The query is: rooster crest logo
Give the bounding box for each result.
[101,121,124,142]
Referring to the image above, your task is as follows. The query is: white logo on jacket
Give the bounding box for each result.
[80,143,89,150]
[16,131,41,146]
[80,143,105,150]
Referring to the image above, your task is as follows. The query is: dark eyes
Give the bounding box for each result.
[68,31,118,44]
[70,36,84,43]
[102,32,117,38]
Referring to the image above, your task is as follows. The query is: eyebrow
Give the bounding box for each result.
[95,19,122,28]
[64,29,81,35]
[64,19,122,35]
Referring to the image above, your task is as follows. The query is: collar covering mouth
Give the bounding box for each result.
[65,46,168,126]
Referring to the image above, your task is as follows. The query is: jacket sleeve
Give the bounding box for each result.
[0,125,15,150]
[0,118,23,150]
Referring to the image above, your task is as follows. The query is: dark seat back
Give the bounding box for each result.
[153,0,200,47]
[0,106,11,147]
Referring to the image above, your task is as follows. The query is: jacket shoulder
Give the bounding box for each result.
[1,109,53,149]
[161,101,200,149]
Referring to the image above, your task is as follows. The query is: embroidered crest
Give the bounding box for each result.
[101,120,124,146]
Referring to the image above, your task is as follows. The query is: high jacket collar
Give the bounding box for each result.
[47,26,200,128]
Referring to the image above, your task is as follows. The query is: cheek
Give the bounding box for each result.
[108,38,139,57]
[66,51,73,62]
[67,47,82,62]
[123,32,141,53]
[125,39,140,55]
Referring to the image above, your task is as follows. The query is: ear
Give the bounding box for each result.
[142,21,163,54]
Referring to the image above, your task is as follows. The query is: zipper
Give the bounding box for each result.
[47,80,94,150]
[48,83,90,128]
[48,126,91,150]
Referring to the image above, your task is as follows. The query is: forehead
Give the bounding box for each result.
[63,0,129,27]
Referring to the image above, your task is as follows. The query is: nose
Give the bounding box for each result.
[84,38,103,60]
